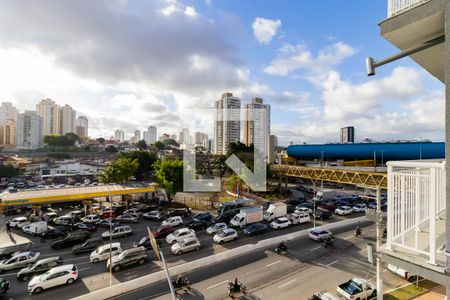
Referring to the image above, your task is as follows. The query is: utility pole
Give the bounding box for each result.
[375,189,383,300]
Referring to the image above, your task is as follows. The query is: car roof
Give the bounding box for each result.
[222,228,236,233]
[174,228,190,234]
[214,222,226,227]
[37,256,62,264]
[116,225,131,230]
[180,236,198,243]
[13,251,35,257]
[13,216,27,221]
[276,217,289,221]
[48,264,74,273]
[99,242,121,248]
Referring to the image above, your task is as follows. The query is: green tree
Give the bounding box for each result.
[153,159,183,201]
[135,140,148,150]
[98,157,139,184]
[163,139,179,148]
[154,141,165,150]
[43,133,79,147]
[120,151,157,180]
[104,145,118,153]
[0,165,20,178]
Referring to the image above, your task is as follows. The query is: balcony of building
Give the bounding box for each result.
[380,0,446,82]
[382,160,446,276]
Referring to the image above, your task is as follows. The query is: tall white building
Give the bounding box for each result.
[60,104,76,134]
[179,128,190,145]
[76,116,88,138]
[114,129,125,142]
[244,97,270,156]
[16,111,42,149]
[0,102,18,125]
[147,126,157,144]
[36,99,60,137]
[143,131,149,143]
[214,92,241,155]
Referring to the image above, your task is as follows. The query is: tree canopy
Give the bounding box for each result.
[154,141,165,150]
[0,165,20,178]
[153,159,183,200]
[120,151,157,180]
[104,145,118,153]
[43,133,80,147]
[135,140,148,150]
[98,156,139,184]
[163,139,179,148]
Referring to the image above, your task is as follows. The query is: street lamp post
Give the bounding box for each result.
[108,190,113,287]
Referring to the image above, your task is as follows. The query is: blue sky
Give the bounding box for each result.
[0,0,444,145]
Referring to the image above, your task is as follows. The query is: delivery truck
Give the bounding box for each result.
[230,207,263,228]
[263,202,287,221]
[312,189,336,202]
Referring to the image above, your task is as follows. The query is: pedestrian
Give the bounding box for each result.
[5,221,10,234]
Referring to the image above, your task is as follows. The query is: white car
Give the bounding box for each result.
[101,225,132,239]
[90,243,122,263]
[295,207,312,214]
[171,237,201,255]
[309,228,333,242]
[53,215,73,226]
[213,228,238,244]
[166,228,196,244]
[28,264,78,294]
[161,216,183,227]
[9,217,30,229]
[352,204,367,213]
[124,209,143,217]
[143,210,164,221]
[81,215,100,224]
[270,217,292,230]
[335,206,353,215]
[206,223,227,235]
[22,221,48,235]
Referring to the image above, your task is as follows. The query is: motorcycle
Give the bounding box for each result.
[172,277,191,290]
[355,227,362,237]
[324,237,333,248]
[228,281,246,297]
[275,245,288,255]
[0,278,10,295]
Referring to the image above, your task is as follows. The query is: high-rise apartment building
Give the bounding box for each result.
[143,131,148,143]
[340,126,355,143]
[147,126,157,144]
[36,99,60,137]
[170,134,177,141]
[114,129,125,142]
[0,119,16,148]
[214,93,241,155]
[59,104,76,134]
[76,116,88,138]
[180,128,190,145]
[0,102,18,125]
[134,130,141,140]
[243,97,270,156]
[16,111,42,149]
[268,134,278,163]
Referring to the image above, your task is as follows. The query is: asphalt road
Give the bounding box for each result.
[109,221,380,300]
[0,207,368,299]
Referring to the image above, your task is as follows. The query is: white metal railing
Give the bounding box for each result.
[388,0,430,17]
[386,160,445,265]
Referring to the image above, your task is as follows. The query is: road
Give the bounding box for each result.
[0,208,367,299]
[109,222,408,300]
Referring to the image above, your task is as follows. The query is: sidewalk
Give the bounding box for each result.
[414,285,445,300]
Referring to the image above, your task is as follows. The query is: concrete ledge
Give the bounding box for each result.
[72,216,368,300]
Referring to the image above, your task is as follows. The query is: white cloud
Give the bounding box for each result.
[252,17,282,45]
[185,6,198,18]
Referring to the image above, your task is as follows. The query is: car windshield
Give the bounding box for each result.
[139,237,147,244]
[217,230,227,237]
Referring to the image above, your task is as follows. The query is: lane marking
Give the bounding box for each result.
[206,280,228,290]
[343,235,354,240]
[326,260,339,267]
[278,279,296,288]
[310,246,322,251]
[265,260,282,267]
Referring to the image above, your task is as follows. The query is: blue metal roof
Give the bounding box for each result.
[287,142,445,161]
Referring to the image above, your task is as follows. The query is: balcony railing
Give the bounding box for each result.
[388,0,430,17]
[386,160,445,266]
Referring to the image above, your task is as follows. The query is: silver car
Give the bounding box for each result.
[0,252,40,272]
[171,237,201,255]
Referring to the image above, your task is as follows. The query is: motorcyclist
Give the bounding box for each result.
[234,277,240,292]
[278,241,287,252]
[355,226,361,236]
[324,236,333,248]
[175,275,185,287]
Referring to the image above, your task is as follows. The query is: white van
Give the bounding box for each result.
[290,212,310,225]
[22,221,48,235]
[90,243,122,263]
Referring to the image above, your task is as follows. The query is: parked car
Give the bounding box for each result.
[187,219,208,231]
[213,228,238,244]
[295,207,312,214]
[143,210,164,221]
[17,257,63,281]
[284,199,304,206]
[336,278,376,299]
[97,219,120,228]
[0,252,40,272]
[152,226,174,239]
[206,223,227,235]
[53,215,73,226]
[73,222,97,233]
[123,209,143,217]
[90,243,122,263]
[22,221,48,236]
[40,226,69,239]
[9,217,30,229]
[193,212,213,223]
[352,204,367,213]
[116,214,139,223]
[309,228,333,242]
[28,265,78,295]
[314,208,332,220]
[171,237,201,255]
[317,202,336,212]
[161,216,183,227]
[51,231,91,250]
[107,246,147,272]
[72,237,103,255]
[43,212,58,222]
[100,210,118,219]
[271,216,292,229]
[335,206,353,216]
[166,228,196,244]
[81,215,100,224]
[243,223,268,237]
[213,213,234,225]
[167,208,190,218]
[133,236,152,250]
[68,210,83,221]
[101,225,132,239]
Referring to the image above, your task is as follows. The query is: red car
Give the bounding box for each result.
[152,225,174,239]
[100,210,118,219]
[167,208,190,218]
[317,203,336,212]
